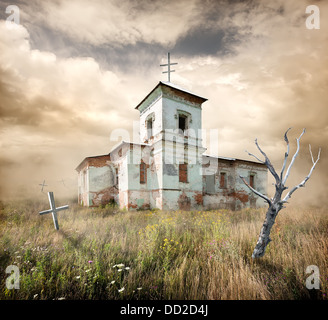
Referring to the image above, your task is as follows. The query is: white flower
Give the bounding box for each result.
[118,287,125,293]
[116,263,125,268]
[85,269,91,273]
[117,269,122,272]
[76,276,80,279]
[33,294,38,299]
[58,297,65,300]
[125,267,130,270]
[137,287,142,290]
[110,281,115,284]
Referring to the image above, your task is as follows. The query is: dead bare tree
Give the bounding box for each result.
[240,128,321,259]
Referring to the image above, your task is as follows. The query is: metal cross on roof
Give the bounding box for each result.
[39,192,69,230]
[39,180,48,192]
[160,52,178,82]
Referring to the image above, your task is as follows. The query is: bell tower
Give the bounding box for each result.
[135,81,207,210]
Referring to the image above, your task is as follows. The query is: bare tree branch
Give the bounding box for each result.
[255,139,280,184]
[280,127,292,180]
[243,129,320,259]
[309,144,315,163]
[282,146,321,203]
[244,150,265,164]
[239,175,272,205]
[282,128,306,185]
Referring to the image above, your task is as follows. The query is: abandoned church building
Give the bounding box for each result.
[76,81,268,210]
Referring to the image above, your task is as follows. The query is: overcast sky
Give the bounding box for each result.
[0,0,326,205]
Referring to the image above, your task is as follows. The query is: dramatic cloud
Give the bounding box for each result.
[16,0,202,47]
[0,0,327,206]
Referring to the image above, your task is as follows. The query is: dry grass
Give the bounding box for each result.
[0,199,327,300]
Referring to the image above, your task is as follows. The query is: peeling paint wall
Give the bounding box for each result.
[76,155,111,206]
[202,156,267,210]
[78,153,267,210]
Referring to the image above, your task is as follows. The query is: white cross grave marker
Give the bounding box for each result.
[39,192,69,230]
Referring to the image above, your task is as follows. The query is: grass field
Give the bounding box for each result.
[0,199,327,300]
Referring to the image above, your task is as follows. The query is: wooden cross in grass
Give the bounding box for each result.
[58,178,66,187]
[39,192,69,230]
[39,180,48,192]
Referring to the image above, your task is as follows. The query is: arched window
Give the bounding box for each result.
[179,114,187,131]
[147,118,153,139]
[176,110,191,135]
[145,112,155,140]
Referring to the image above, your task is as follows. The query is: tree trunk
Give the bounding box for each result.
[252,205,280,258]
[241,128,320,259]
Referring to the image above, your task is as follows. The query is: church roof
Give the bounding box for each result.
[76,140,151,172]
[75,154,110,172]
[135,81,207,110]
[160,81,207,101]
[108,140,149,154]
[203,154,266,166]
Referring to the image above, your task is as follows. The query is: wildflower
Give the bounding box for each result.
[118,269,122,272]
[125,267,130,270]
[137,287,142,290]
[116,263,125,268]
[88,260,93,264]
[33,294,38,299]
[85,269,91,273]
[110,280,115,284]
[118,287,125,293]
[76,276,81,279]
[58,297,65,300]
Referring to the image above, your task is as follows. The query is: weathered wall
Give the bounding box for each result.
[77,155,112,206]
[202,157,267,210]
[234,160,267,210]
[77,169,89,206]
[88,166,118,206]
[78,151,267,210]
